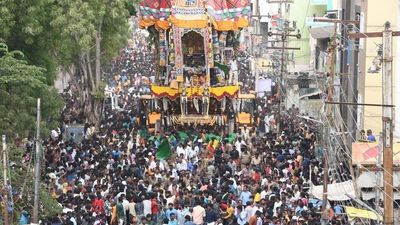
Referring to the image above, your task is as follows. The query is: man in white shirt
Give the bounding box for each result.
[264,114,274,134]
[142,196,152,217]
[234,137,245,156]
[229,57,238,84]
[241,126,250,142]
[176,158,188,171]
[176,144,186,159]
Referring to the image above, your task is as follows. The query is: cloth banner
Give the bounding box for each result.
[139,0,251,30]
[309,180,356,201]
[173,26,184,77]
[206,0,251,30]
[151,85,239,100]
[203,27,211,76]
[212,29,221,62]
[139,0,171,29]
[170,0,208,28]
[256,79,272,94]
[159,30,167,66]
[207,26,214,68]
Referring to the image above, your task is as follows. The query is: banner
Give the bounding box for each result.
[352,141,400,165]
[139,0,251,30]
[151,85,239,100]
[206,0,251,30]
[139,0,171,29]
[173,26,184,77]
[170,0,208,28]
[159,30,167,66]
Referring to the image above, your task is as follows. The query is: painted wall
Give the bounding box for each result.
[362,0,399,137]
[288,0,327,66]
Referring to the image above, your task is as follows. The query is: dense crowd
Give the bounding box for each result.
[32,21,354,225]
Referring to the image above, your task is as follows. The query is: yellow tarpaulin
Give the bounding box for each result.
[345,206,382,221]
[236,112,251,124]
[148,113,161,125]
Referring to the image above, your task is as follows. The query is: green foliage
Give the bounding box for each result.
[50,0,131,68]
[5,145,62,222]
[126,1,137,16]
[0,0,60,84]
[1,0,135,124]
[0,0,136,85]
[91,81,107,100]
[0,44,63,137]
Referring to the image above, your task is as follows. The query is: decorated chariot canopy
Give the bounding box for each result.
[139,0,252,31]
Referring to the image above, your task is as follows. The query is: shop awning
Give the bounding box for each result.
[345,206,382,221]
[310,26,335,39]
[309,180,356,201]
[357,171,400,188]
[299,88,322,99]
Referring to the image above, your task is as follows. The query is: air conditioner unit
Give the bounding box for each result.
[324,11,338,19]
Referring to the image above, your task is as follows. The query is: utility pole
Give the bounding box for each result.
[266,25,301,134]
[33,98,41,224]
[382,22,394,225]
[348,21,400,225]
[313,17,359,115]
[2,135,9,225]
[321,126,330,225]
[313,17,359,214]
[376,132,383,214]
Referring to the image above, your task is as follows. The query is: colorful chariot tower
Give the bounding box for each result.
[138,0,252,128]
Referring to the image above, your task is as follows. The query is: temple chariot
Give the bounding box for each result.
[138,0,253,131]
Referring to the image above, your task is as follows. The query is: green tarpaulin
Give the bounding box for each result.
[205,133,221,143]
[178,131,189,143]
[156,140,172,160]
[224,133,236,144]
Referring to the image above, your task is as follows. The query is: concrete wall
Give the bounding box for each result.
[299,98,323,119]
[362,0,399,137]
[288,0,327,66]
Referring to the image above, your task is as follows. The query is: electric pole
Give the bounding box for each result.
[33,98,41,224]
[2,135,9,225]
[266,23,301,134]
[313,17,359,115]
[382,22,394,225]
[348,21,400,225]
[313,17,359,214]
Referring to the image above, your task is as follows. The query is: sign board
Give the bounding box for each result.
[352,141,400,165]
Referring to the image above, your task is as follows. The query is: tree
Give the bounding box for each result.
[0,43,63,137]
[0,0,61,85]
[1,0,136,125]
[49,0,132,124]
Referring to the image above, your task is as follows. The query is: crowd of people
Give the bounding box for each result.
[33,20,355,225]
